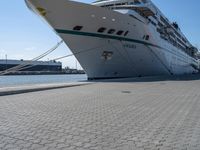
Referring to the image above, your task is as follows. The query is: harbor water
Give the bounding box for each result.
[0,74,87,87]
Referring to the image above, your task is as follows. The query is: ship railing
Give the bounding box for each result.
[113,4,156,17]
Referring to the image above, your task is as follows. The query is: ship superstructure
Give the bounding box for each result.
[93,0,198,59]
[25,0,199,79]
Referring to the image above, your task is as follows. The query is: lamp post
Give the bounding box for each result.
[5,54,7,71]
[76,60,78,70]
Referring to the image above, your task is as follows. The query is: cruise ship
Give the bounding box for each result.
[25,0,199,79]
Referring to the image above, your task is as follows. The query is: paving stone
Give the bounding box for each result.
[1,76,200,149]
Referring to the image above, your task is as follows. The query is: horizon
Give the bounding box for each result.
[0,0,199,69]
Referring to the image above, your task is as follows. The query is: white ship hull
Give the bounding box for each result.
[26,0,198,79]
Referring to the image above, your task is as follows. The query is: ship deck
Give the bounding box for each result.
[1,75,200,150]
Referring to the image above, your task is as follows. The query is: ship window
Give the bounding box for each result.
[151,21,157,26]
[152,15,157,20]
[135,0,141,4]
[73,26,83,31]
[108,29,115,34]
[145,35,150,40]
[98,27,106,33]
[116,30,124,35]
[115,3,121,6]
[158,22,164,27]
[124,31,129,36]
[141,0,148,4]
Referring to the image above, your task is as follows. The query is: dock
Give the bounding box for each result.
[1,75,200,150]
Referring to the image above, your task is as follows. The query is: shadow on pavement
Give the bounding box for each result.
[90,74,200,83]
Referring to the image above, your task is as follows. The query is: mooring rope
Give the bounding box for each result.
[0,40,63,75]
[0,39,120,75]
[51,40,121,61]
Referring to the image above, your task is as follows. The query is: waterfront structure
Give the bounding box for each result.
[0,59,62,72]
[26,0,199,79]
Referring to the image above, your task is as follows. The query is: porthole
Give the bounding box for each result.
[108,29,115,34]
[98,27,107,33]
[73,26,83,31]
[116,30,124,35]
[145,35,150,40]
[124,31,129,36]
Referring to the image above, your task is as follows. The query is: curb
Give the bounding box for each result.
[0,83,91,97]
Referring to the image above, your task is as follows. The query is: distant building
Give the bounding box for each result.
[0,59,62,72]
[63,67,85,74]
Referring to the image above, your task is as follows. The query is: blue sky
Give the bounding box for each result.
[0,0,199,68]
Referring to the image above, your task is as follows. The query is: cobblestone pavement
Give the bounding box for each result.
[1,77,200,150]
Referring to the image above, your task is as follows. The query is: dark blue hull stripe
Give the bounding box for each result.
[55,29,160,48]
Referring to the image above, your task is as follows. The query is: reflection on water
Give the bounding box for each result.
[0,74,87,87]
